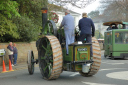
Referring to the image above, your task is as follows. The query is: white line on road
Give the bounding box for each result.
[69,68,126,76]
[99,68,125,71]
[82,81,116,85]
[101,62,125,65]
[69,72,79,77]
[106,71,128,80]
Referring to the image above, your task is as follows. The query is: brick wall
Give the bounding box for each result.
[0,42,38,66]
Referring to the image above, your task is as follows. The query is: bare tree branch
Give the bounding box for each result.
[99,0,128,22]
[48,0,96,8]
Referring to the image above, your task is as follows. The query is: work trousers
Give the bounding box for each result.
[64,29,75,54]
[13,54,17,65]
[79,34,93,57]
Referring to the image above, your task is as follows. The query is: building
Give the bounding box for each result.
[94,22,107,36]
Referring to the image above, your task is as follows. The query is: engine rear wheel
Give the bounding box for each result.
[38,35,63,80]
[79,37,101,76]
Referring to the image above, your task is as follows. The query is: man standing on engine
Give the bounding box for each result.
[78,12,95,58]
[60,10,75,55]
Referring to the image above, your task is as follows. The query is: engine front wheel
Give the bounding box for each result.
[27,50,35,75]
[38,35,63,80]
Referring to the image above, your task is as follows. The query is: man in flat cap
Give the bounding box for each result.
[78,12,95,58]
[60,10,75,55]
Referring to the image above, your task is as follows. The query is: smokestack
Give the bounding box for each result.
[41,8,48,32]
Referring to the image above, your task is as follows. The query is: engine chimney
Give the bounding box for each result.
[41,8,48,32]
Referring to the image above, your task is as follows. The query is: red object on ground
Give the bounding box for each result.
[9,60,14,71]
[2,60,7,73]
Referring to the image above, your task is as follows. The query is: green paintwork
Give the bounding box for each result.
[122,22,128,25]
[63,44,91,71]
[57,28,65,37]
[63,45,90,61]
[63,46,74,61]
[75,45,90,71]
[75,46,90,61]
[104,29,128,57]
[42,23,52,35]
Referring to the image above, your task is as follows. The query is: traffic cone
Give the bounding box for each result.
[1,60,8,73]
[8,60,14,71]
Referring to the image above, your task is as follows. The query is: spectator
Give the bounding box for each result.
[107,24,112,30]
[7,42,14,66]
[78,12,95,57]
[60,10,75,55]
[13,43,18,66]
[112,24,118,29]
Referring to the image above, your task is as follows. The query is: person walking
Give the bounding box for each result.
[7,42,14,66]
[13,43,18,66]
[78,12,95,58]
[60,10,75,55]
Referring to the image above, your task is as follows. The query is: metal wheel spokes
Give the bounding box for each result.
[38,35,63,80]
[41,38,53,78]
[31,51,34,73]
[27,50,35,75]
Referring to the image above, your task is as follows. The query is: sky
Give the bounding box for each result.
[72,0,101,14]
[82,0,100,13]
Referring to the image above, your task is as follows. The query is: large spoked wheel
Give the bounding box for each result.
[38,35,63,80]
[79,37,101,77]
[27,50,35,75]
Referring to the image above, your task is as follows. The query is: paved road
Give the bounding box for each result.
[0,51,128,85]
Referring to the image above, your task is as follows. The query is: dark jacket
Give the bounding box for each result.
[78,17,95,36]
[7,45,13,55]
[13,47,18,54]
[7,45,13,51]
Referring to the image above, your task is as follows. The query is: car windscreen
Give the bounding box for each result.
[115,32,128,44]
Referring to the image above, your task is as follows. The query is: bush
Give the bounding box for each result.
[12,16,41,42]
[0,14,19,42]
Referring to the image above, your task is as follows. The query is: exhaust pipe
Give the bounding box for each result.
[41,8,48,32]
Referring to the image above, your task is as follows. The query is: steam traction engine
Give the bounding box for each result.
[27,8,101,80]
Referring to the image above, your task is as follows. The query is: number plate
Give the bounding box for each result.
[77,48,87,51]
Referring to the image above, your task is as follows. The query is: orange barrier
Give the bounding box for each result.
[8,60,14,71]
[1,60,7,73]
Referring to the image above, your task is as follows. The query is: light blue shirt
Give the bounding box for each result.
[60,14,75,30]
[60,14,75,54]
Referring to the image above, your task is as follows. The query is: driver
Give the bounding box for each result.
[59,10,75,55]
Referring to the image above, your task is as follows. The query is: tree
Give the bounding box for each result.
[99,0,128,22]
[0,0,20,18]
[0,0,20,42]
[49,0,96,8]
[95,30,104,39]
[88,10,100,19]
[0,14,19,42]
[12,16,40,42]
